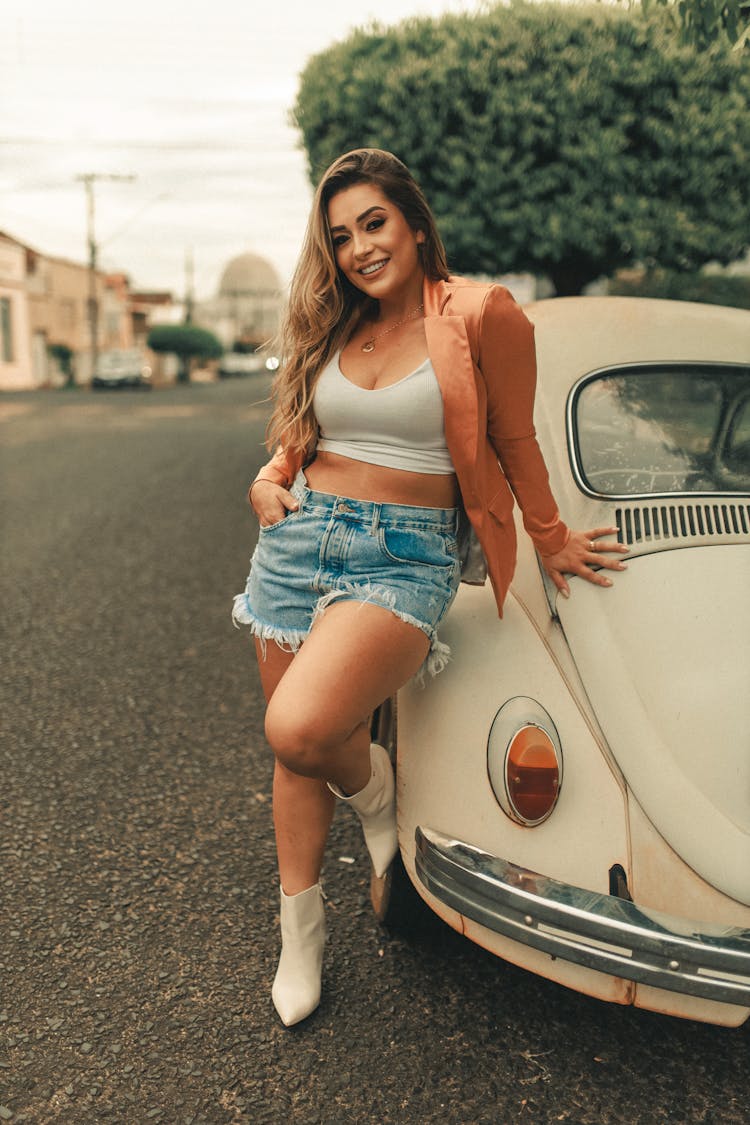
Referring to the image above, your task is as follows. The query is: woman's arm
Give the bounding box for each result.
[478,286,627,595]
[478,286,569,554]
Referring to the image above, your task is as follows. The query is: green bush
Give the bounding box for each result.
[48,342,74,386]
[609,270,750,309]
[147,324,222,382]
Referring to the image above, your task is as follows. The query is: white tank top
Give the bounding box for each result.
[313,352,454,475]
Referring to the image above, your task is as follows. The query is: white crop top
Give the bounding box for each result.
[313,352,455,475]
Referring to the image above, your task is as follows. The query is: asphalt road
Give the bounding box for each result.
[1,381,747,1125]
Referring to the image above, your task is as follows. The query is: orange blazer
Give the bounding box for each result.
[252,275,569,616]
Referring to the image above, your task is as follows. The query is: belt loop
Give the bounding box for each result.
[370,503,381,535]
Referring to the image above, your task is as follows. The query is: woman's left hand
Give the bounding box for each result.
[540,526,629,599]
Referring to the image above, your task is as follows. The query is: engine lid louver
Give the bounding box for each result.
[616,502,750,547]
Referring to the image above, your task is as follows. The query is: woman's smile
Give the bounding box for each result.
[359,258,389,277]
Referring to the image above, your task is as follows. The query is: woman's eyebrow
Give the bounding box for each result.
[330,205,386,233]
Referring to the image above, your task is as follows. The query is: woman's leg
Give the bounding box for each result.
[256,606,429,1026]
[264,598,430,792]
[256,640,333,1026]
[255,639,335,896]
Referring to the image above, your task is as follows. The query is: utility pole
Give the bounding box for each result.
[76,173,136,379]
[184,247,194,325]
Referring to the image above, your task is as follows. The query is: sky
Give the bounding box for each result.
[1,0,482,300]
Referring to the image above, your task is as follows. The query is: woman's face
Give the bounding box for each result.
[327,183,425,303]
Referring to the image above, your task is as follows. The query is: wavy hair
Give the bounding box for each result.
[266,148,450,460]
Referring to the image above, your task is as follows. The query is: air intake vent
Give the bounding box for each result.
[616,502,750,546]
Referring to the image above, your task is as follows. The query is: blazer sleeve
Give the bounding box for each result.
[248,446,295,496]
[478,286,569,555]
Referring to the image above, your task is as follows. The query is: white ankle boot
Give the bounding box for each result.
[272,883,326,1027]
[328,743,398,878]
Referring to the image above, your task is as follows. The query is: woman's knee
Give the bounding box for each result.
[265,703,346,777]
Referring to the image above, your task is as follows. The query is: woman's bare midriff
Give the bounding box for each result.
[304,450,460,509]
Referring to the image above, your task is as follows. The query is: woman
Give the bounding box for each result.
[233,149,627,1026]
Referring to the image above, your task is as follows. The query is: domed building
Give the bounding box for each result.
[196,252,282,350]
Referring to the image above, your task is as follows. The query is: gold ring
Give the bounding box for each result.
[590,540,596,551]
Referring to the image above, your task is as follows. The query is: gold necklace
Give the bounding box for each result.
[360,303,424,353]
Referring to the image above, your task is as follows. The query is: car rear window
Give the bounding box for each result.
[571,364,750,497]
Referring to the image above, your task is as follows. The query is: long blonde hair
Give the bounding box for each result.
[266,149,450,460]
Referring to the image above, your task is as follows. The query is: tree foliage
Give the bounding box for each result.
[48,342,74,386]
[609,269,750,307]
[147,324,222,382]
[294,3,750,294]
[637,0,750,50]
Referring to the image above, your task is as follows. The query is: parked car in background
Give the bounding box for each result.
[92,349,152,390]
[217,352,266,378]
[373,296,750,1028]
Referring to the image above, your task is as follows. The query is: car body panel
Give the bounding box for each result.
[556,547,750,904]
[397,584,630,890]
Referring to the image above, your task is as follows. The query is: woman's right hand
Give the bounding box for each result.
[248,479,299,527]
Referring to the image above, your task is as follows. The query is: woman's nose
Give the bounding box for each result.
[352,232,373,258]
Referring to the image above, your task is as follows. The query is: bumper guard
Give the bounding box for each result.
[415,826,750,1006]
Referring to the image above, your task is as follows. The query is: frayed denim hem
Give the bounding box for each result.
[231,593,307,661]
[232,583,451,683]
[310,582,451,686]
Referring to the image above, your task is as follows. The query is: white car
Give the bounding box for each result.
[373,296,750,1028]
[91,349,152,389]
[218,352,266,377]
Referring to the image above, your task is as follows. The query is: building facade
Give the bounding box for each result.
[0,230,173,390]
[0,235,287,390]
[195,252,282,350]
[0,234,33,390]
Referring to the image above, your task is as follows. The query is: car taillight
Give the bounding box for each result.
[487,699,563,827]
[505,726,561,824]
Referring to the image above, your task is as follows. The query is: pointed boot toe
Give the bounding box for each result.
[272,883,326,1027]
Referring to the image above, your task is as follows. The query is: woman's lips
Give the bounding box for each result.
[359,259,389,277]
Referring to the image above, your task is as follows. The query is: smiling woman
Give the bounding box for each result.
[231,148,628,1028]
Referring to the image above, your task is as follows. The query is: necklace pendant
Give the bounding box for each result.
[361,340,375,353]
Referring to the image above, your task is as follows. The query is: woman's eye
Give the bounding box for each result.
[332,234,349,248]
[366,217,385,231]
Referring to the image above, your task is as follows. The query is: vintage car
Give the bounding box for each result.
[372,296,750,1028]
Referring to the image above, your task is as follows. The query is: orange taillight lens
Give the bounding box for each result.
[505,725,561,825]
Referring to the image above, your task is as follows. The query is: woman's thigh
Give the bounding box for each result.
[255,637,295,704]
[265,599,430,751]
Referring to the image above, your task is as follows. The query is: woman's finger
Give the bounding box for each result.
[582,527,628,555]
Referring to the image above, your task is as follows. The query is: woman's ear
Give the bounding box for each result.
[416,229,426,244]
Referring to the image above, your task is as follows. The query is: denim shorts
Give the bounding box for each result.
[232,470,461,678]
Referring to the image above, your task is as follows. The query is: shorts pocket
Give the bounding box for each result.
[378,526,457,569]
[258,507,302,535]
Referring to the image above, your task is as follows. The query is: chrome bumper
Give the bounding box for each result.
[415,827,750,1006]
